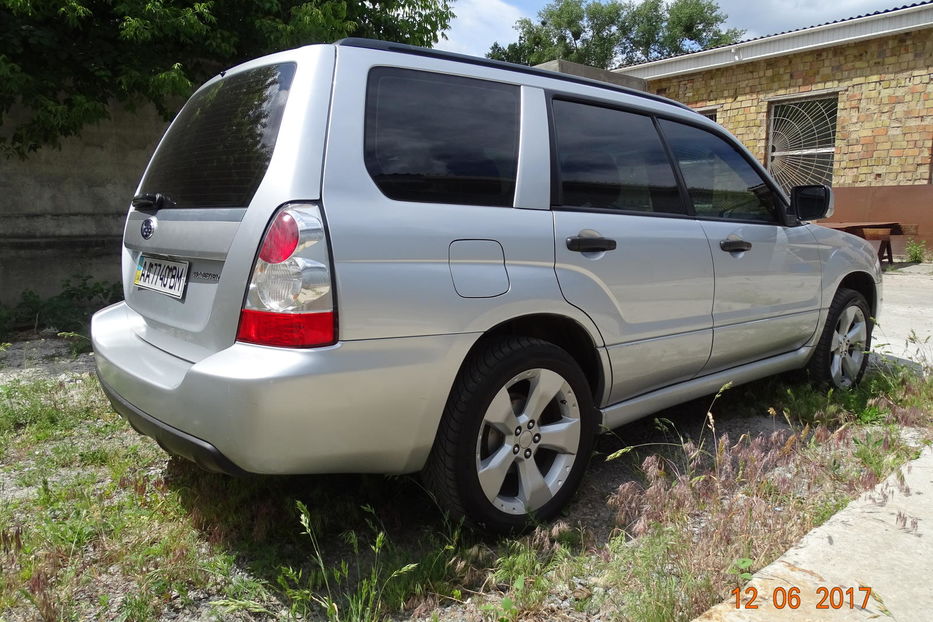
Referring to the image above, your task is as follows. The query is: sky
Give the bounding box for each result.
[435,0,914,59]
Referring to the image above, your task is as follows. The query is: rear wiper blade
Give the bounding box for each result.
[132,192,175,210]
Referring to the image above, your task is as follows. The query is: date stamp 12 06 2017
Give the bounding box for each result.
[732,586,873,611]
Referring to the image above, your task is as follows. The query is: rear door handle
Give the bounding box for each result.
[566,236,617,252]
[719,239,752,253]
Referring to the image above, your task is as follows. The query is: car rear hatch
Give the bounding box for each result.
[121,46,335,362]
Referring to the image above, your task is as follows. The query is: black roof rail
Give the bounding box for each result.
[334,38,693,112]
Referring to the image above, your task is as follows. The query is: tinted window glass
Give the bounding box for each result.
[553,100,684,214]
[365,68,519,207]
[660,120,779,223]
[140,63,296,208]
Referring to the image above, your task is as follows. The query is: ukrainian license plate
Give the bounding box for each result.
[134,255,189,299]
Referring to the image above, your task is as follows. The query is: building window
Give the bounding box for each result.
[698,109,718,122]
[768,97,838,192]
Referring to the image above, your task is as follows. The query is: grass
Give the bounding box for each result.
[1,347,932,621]
[905,238,927,264]
[0,374,485,621]
[0,377,239,621]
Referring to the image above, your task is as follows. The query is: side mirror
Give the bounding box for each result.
[791,184,834,221]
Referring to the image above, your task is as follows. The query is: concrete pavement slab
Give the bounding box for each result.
[873,270,933,363]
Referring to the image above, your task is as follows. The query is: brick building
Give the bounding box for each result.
[619,1,933,245]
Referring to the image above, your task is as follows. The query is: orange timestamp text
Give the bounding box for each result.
[732,586,872,610]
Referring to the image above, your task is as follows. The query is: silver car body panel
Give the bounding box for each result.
[552,211,715,403]
[92,42,883,476]
[322,47,605,345]
[93,302,479,474]
[698,220,823,373]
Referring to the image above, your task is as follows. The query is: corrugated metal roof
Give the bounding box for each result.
[617,1,933,80]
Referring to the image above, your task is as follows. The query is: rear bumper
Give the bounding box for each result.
[99,375,247,476]
[92,302,477,474]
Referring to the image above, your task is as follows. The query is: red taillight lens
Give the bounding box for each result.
[241,203,335,348]
[258,211,299,264]
[236,309,335,348]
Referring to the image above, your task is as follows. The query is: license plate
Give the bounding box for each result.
[134,255,189,299]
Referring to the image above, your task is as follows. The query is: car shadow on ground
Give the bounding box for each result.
[161,372,800,604]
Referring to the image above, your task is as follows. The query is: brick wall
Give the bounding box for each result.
[648,29,933,187]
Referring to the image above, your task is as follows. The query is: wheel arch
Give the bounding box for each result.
[837,271,878,319]
[456,313,607,408]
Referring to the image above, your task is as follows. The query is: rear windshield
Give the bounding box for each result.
[139,63,297,209]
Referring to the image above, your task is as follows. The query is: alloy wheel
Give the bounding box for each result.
[830,304,868,388]
[474,367,581,515]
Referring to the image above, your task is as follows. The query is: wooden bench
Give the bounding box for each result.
[818,222,918,264]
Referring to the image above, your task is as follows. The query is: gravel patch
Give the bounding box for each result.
[0,333,96,384]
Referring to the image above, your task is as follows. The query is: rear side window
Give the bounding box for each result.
[139,63,296,209]
[660,120,779,223]
[365,68,520,207]
[552,100,684,215]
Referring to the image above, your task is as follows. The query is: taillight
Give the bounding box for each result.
[237,204,336,347]
[258,212,299,264]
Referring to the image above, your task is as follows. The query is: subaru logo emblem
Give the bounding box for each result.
[141,218,157,240]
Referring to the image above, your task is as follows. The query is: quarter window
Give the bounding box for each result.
[660,120,779,223]
[364,68,520,207]
[553,100,684,214]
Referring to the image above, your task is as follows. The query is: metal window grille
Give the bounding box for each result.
[767,97,838,192]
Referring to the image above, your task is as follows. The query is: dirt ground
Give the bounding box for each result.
[0,332,96,385]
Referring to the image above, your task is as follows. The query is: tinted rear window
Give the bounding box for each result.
[364,67,520,207]
[139,63,296,209]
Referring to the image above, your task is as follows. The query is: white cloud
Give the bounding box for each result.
[715,0,903,39]
[435,0,528,58]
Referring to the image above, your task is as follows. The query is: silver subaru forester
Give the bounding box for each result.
[92,38,882,530]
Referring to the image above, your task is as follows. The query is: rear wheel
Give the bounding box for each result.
[423,337,597,531]
[808,288,872,389]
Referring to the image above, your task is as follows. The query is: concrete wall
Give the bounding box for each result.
[647,29,933,187]
[535,59,647,91]
[0,104,168,305]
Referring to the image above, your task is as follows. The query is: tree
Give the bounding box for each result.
[487,0,743,69]
[0,0,453,157]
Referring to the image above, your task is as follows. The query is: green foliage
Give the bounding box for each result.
[905,238,927,263]
[487,0,743,69]
[480,595,519,622]
[0,274,121,339]
[0,0,453,157]
[727,557,753,582]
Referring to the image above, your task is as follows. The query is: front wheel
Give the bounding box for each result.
[808,288,872,389]
[423,337,597,531]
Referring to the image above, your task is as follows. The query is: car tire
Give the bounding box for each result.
[808,287,872,389]
[423,336,598,532]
